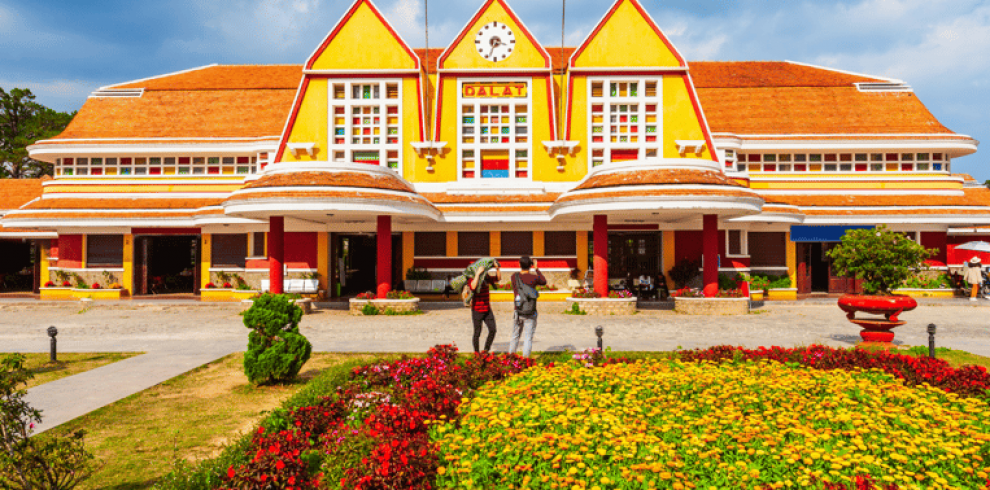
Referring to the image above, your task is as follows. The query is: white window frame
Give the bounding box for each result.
[456,78,533,182]
[587,77,663,170]
[327,79,403,172]
[725,229,749,258]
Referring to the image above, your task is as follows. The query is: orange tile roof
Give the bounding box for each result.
[690,62,884,88]
[697,87,953,136]
[110,65,302,91]
[0,179,44,211]
[244,171,415,193]
[48,89,295,141]
[557,188,760,204]
[763,189,990,207]
[573,169,745,192]
[21,198,222,210]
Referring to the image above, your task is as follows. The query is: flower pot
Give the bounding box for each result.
[838,294,918,345]
[565,297,637,315]
[767,288,797,301]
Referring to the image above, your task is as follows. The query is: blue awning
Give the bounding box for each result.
[790,225,874,242]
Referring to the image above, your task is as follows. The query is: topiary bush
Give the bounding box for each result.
[828,225,933,295]
[241,294,312,385]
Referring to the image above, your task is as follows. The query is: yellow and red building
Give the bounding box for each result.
[4,0,989,299]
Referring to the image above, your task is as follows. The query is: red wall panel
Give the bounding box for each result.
[285,232,318,269]
[921,232,948,266]
[948,235,990,266]
[58,235,83,268]
[674,231,703,264]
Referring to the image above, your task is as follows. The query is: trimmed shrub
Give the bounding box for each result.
[242,294,312,385]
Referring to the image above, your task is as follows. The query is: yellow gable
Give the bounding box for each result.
[572,0,684,68]
[440,0,550,70]
[308,0,418,71]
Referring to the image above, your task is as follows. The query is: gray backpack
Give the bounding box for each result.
[513,273,539,315]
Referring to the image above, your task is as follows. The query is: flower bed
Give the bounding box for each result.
[167,344,990,490]
[349,290,421,315]
[436,346,990,490]
[564,297,637,315]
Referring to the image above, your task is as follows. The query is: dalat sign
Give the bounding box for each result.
[462,83,528,98]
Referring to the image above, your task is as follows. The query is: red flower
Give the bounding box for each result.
[227,466,235,479]
[276,460,285,471]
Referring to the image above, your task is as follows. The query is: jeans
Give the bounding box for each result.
[509,311,538,357]
[471,309,497,352]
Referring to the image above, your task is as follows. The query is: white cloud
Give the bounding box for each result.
[382,0,459,48]
[0,78,95,112]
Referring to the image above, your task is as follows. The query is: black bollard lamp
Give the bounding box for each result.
[47,326,58,362]
[595,325,604,351]
[927,323,937,359]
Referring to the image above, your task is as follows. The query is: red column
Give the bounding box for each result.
[703,214,719,296]
[377,215,392,299]
[593,215,609,298]
[268,216,284,295]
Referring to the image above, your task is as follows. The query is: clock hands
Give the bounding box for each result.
[488,36,503,60]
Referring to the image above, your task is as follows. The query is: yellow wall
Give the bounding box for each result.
[282,79,328,164]
[533,231,545,256]
[39,240,50,286]
[441,0,548,70]
[402,77,430,180]
[576,231,588,275]
[490,231,501,256]
[81,235,87,269]
[662,76,711,160]
[403,232,415,277]
[663,230,675,290]
[201,234,212,290]
[318,232,329,297]
[122,234,133,294]
[530,77,570,182]
[310,0,417,71]
[446,231,458,257]
[572,0,681,68]
[785,232,797,289]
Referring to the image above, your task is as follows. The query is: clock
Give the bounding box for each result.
[475,21,516,62]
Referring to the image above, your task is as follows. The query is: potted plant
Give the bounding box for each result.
[829,225,933,343]
[669,259,701,289]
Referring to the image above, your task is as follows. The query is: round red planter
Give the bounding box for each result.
[838,294,918,345]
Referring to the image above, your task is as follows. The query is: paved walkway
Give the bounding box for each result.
[2,299,989,432]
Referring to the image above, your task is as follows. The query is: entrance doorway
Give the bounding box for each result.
[0,239,36,293]
[799,242,860,294]
[334,234,403,297]
[809,243,830,293]
[607,232,661,280]
[134,236,199,295]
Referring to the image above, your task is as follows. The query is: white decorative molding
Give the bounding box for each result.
[541,140,579,153]
[675,140,707,154]
[287,143,316,157]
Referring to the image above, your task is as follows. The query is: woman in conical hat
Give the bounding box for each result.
[965,256,983,301]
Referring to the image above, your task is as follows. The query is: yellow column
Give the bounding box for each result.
[317,232,329,297]
[533,231,545,256]
[121,234,133,295]
[201,234,212,289]
[447,231,458,257]
[39,240,50,286]
[402,232,415,276]
[663,231,676,290]
[576,231,589,274]
[80,235,87,268]
[490,231,501,257]
[786,232,797,288]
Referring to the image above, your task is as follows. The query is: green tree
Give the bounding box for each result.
[0,354,97,489]
[242,294,312,385]
[828,225,934,295]
[0,88,75,178]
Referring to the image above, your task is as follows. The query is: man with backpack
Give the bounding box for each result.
[509,255,546,357]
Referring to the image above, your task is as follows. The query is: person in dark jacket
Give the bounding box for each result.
[509,255,546,357]
[469,262,501,352]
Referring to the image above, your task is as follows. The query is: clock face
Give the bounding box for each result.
[475,21,516,62]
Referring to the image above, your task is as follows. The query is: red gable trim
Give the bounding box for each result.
[682,74,719,163]
[437,0,551,70]
[304,0,420,71]
[570,0,686,68]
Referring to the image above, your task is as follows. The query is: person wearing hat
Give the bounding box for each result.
[965,256,984,301]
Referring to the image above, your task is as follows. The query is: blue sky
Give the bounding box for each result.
[2,0,987,180]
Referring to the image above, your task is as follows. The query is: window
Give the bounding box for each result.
[588,78,661,168]
[500,232,533,256]
[726,230,747,257]
[749,232,786,267]
[414,232,447,257]
[250,232,265,257]
[86,235,124,267]
[737,152,950,174]
[55,155,257,177]
[329,80,402,170]
[545,231,577,256]
[211,234,247,268]
[458,80,531,179]
[457,232,490,257]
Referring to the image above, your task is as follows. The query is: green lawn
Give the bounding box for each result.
[45,352,370,490]
[1,352,141,389]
